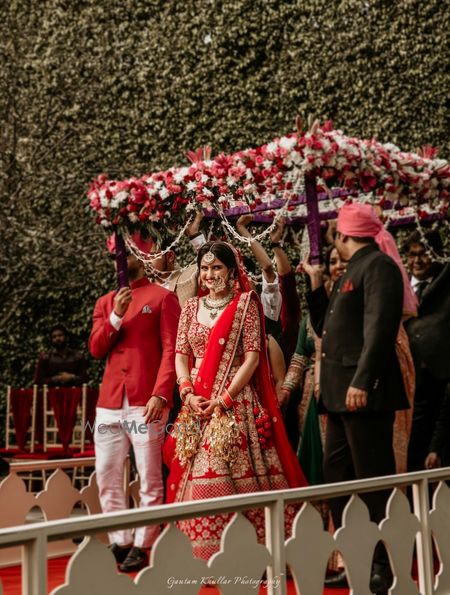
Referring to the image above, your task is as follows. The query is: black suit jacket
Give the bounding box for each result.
[405,263,450,381]
[307,244,408,413]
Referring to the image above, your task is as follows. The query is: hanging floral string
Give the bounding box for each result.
[413,210,448,264]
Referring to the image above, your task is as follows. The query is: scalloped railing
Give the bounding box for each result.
[0,466,449,594]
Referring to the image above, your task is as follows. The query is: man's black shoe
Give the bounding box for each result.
[324,569,349,589]
[369,565,393,594]
[119,546,149,572]
[108,543,132,564]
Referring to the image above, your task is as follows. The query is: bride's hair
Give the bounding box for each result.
[197,241,238,275]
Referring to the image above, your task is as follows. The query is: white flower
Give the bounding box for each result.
[218,194,233,203]
[110,190,129,209]
[319,200,334,213]
[159,186,170,199]
[174,167,189,183]
[433,159,448,169]
[201,174,209,183]
[115,190,128,204]
[266,141,278,154]
[279,136,297,151]
[202,188,213,197]
[384,142,400,153]
[128,213,139,223]
[101,219,111,227]
[286,151,303,167]
[187,181,197,192]
[226,176,236,186]
[99,189,109,207]
[263,160,273,169]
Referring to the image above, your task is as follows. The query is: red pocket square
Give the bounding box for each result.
[341,279,354,293]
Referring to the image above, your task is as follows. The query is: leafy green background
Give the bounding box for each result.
[1,0,448,434]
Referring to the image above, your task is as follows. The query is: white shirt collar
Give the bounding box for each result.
[411,275,433,289]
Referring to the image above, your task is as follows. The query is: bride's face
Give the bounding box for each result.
[200,256,230,292]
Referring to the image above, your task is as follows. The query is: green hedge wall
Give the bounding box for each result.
[0,0,448,429]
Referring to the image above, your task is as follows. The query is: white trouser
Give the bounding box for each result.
[94,396,169,548]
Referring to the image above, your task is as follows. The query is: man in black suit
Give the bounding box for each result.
[304,202,409,593]
[404,230,450,471]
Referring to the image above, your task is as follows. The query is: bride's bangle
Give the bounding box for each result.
[179,379,194,398]
[219,388,234,410]
[180,386,194,399]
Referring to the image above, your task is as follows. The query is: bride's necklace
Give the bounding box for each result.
[202,292,233,320]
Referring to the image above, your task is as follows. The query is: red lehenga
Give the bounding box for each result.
[164,289,307,561]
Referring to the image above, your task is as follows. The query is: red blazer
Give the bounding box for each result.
[89,277,181,408]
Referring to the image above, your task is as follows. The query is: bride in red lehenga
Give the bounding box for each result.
[164,240,307,561]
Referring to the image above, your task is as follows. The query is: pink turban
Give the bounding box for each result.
[337,202,417,317]
[106,232,155,255]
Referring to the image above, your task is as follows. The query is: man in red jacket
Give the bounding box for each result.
[89,233,180,572]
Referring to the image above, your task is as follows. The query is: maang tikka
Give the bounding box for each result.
[203,250,215,264]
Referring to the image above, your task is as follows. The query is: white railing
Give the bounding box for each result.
[0,467,449,595]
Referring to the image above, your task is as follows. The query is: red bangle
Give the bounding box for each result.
[180,387,194,399]
[179,379,193,393]
[220,388,234,409]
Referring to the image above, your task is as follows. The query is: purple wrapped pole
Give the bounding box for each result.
[304,173,322,264]
[114,230,129,289]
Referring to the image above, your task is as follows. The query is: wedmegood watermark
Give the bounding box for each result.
[85,419,201,437]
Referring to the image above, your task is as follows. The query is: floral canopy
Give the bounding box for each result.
[88,120,450,240]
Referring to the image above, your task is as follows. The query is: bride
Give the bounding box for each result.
[164,240,306,560]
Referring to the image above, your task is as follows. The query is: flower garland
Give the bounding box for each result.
[87,121,450,237]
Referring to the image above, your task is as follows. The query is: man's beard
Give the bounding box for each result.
[51,340,67,350]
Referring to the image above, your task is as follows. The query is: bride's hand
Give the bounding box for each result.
[198,398,220,417]
[187,395,208,414]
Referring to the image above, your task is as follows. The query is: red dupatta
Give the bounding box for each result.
[252,294,307,489]
[192,293,242,400]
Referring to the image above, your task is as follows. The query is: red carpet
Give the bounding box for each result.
[0,557,349,594]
